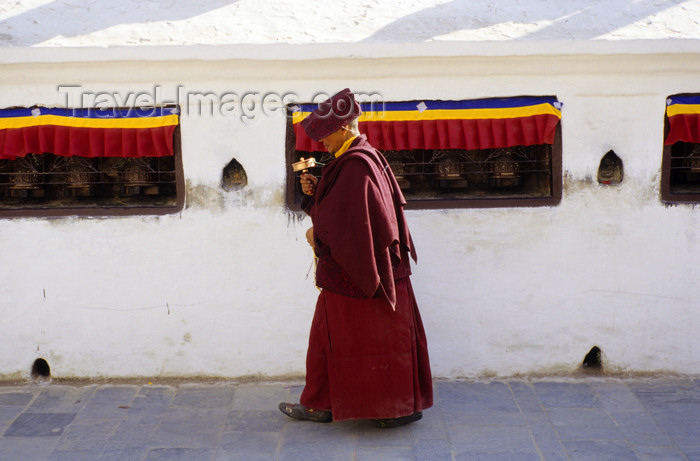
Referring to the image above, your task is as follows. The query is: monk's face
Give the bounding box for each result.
[320,127,348,154]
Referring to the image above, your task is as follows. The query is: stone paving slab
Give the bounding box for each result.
[0,377,698,460]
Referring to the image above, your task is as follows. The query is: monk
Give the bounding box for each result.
[279,88,433,428]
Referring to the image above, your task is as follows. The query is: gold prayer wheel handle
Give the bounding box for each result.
[292,157,317,172]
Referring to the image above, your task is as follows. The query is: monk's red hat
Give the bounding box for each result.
[300,88,362,141]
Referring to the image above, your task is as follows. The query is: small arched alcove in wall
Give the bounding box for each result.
[582,346,603,370]
[31,358,51,379]
[598,150,623,185]
[221,158,248,191]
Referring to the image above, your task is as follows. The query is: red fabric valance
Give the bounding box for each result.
[0,125,176,160]
[665,113,700,145]
[294,113,560,152]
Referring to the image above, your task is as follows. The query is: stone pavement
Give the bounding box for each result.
[0,377,698,461]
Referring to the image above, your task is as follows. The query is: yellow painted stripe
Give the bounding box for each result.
[0,114,179,130]
[667,104,700,117]
[293,103,561,124]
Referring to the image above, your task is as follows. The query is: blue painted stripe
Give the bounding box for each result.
[667,95,700,106]
[293,96,560,114]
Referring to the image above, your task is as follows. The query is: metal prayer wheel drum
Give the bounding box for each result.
[292,157,317,172]
[388,160,411,190]
[435,153,463,179]
[434,151,467,190]
[119,158,158,196]
[688,151,700,171]
[65,157,98,196]
[487,148,521,188]
[9,154,45,198]
[10,155,40,189]
[685,145,700,182]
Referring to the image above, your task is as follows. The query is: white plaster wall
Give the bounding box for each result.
[0,43,698,379]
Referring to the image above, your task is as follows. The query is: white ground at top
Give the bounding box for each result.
[1,0,699,47]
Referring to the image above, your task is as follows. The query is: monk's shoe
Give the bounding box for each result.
[278,402,332,423]
[371,411,422,428]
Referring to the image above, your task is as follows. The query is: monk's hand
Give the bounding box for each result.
[305,227,314,247]
[300,173,318,196]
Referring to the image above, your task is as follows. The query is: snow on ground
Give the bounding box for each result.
[0,0,699,47]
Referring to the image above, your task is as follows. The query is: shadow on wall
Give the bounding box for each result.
[361,0,686,42]
[0,0,238,46]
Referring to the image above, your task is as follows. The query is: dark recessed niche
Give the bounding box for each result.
[598,150,623,185]
[31,358,51,379]
[221,158,248,191]
[582,346,602,369]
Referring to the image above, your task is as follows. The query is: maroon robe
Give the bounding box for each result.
[299,135,433,421]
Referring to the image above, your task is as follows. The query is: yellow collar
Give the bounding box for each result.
[334,135,358,158]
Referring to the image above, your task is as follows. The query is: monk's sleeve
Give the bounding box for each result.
[300,193,315,216]
[313,158,399,305]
